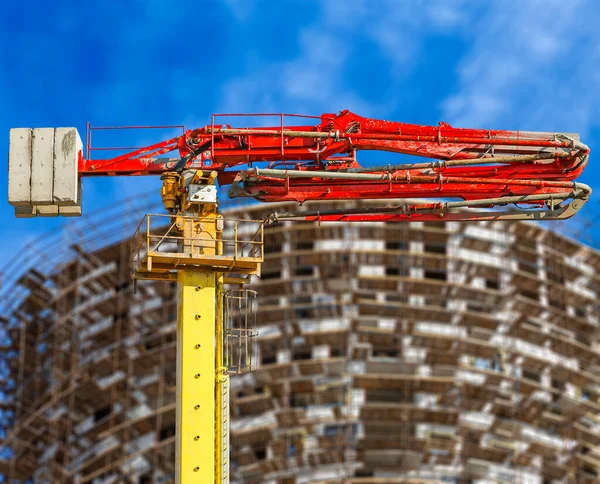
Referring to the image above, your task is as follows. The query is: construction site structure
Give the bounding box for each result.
[1,197,600,483]
[4,112,592,483]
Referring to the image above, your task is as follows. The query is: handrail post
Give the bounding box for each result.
[280,113,284,157]
[234,221,238,260]
[146,215,150,256]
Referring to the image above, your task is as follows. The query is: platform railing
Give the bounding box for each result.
[224,289,258,374]
[131,214,264,280]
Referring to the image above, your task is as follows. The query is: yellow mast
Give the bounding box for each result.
[131,170,263,483]
[176,270,216,482]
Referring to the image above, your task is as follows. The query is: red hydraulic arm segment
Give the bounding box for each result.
[81,110,591,222]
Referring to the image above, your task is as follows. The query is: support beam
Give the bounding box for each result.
[216,275,229,483]
[176,270,216,483]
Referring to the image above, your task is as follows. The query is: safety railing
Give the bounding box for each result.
[85,123,186,161]
[130,214,264,280]
[224,289,258,374]
[210,112,322,162]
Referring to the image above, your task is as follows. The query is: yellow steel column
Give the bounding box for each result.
[176,270,216,483]
[148,171,260,483]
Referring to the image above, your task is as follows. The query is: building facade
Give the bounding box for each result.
[2,199,600,483]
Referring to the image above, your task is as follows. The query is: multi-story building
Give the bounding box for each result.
[1,197,600,483]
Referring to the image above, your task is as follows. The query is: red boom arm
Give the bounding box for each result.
[80,111,591,222]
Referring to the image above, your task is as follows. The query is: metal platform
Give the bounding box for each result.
[131,213,264,281]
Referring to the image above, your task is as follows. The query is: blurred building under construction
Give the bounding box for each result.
[1,197,600,483]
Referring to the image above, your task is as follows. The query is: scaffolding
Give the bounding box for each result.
[2,198,600,483]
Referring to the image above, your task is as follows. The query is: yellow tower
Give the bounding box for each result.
[131,170,264,483]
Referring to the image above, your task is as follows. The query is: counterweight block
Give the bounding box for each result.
[8,127,82,218]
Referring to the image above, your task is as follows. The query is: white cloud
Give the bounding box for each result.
[222,0,254,22]
[360,0,468,70]
[440,0,600,233]
[219,0,470,116]
[218,26,373,116]
[441,0,600,137]
[426,3,467,28]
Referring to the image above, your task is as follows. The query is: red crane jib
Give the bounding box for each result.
[79,111,591,221]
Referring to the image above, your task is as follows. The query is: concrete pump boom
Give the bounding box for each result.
[6,111,591,484]
[8,110,591,222]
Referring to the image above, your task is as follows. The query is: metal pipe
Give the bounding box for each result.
[252,168,589,190]
[346,152,569,173]
[255,168,389,181]
[206,127,584,150]
[266,190,582,221]
[265,183,590,221]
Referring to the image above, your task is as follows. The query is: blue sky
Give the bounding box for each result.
[1,0,600,270]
